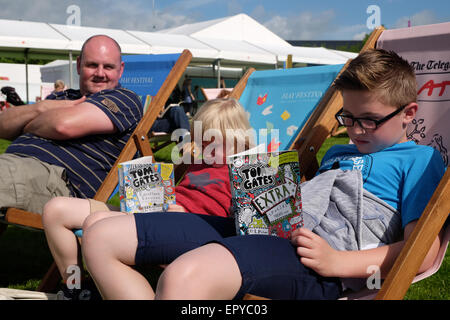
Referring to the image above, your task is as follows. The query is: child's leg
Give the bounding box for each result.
[42,197,91,282]
[43,197,122,284]
[155,243,242,299]
[156,235,343,300]
[82,210,127,231]
[83,212,236,300]
[82,214,153,300]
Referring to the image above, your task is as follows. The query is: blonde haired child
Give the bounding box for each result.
[43,98,254,299]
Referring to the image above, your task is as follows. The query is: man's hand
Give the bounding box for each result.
[35,96,86,113]
[291,228,342,277]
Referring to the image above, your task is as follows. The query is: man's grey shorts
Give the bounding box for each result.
[0,154,73,214]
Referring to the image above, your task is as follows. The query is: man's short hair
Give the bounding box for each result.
[333,48,417,108]
[79,35,122,62]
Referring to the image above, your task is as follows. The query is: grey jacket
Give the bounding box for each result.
[301,169,403,291]
[302,169,402,251]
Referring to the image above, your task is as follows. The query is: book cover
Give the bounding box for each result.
[228,150,303,238]
[118,156,176,213]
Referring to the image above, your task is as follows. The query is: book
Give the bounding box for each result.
[118,156,176,213]
[227,149,303,238]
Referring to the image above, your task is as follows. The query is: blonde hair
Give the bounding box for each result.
[333,49,417,108]
[54,79,65,90]
[190,98,255,158]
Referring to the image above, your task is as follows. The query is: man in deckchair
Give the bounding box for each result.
[0,35,143,214]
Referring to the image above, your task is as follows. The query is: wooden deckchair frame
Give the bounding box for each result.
[244,25,450,300]
[0,49,192,292]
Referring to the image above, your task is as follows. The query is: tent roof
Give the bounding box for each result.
[160,13,289,47]
[0,14,356,67]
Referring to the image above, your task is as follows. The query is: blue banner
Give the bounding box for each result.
[239,64,344,151]
[120,53,181,110]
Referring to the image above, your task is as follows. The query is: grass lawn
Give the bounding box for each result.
[0,136,448,299]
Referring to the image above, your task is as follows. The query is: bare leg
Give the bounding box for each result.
[43,197,124,284]
[82,210,127,230]
[155,243,242,300]
[42,197,91,283]
[82,214,155,300]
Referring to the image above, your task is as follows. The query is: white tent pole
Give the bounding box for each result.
[69,51,73,89]
[25,48,29,103]
[217,59,221,88]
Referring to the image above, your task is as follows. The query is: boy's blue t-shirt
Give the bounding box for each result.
[318,141,445,228]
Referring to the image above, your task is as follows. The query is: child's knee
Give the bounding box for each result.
[81,221,108,260]
[156,259,200,297]
[82,211,113,230]
[156,252,216,299]
[42,197,70,225]
[82,216,135,266]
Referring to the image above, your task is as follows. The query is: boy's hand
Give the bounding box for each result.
[291,228,341,277]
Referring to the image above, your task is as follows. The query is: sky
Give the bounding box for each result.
[0,0,449,40]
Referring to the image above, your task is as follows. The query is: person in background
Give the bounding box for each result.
[45,80,66,99]
[54,80,65,92]
[151,85,190,139]
[1,86,25,106]
[181,78,196,117]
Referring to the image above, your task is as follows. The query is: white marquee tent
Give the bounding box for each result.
[0,13,357,102]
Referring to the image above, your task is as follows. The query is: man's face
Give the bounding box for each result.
[77,36,124,95]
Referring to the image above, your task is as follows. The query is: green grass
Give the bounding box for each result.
[0,136,448,299]
[0,138,10,154]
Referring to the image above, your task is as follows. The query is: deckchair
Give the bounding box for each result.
[231,64,344,154]
[0,49,192,292]
[245,23,450,300]
[200,87,233,101]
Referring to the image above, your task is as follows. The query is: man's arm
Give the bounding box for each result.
[23,100,117,140]
[0,97,86,141]
[0,104,41,140]
[291,221,441,279]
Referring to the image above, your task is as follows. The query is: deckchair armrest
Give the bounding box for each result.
[3,208,44,230]
[375,167,450,300]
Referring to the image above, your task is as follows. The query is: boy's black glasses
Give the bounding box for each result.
[335,104,408,130]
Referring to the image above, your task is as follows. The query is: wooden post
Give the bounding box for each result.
[286,54,293,69]
[229,68,255,100]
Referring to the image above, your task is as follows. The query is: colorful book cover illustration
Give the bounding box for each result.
[118,156,176,213]
[228,150,303,238]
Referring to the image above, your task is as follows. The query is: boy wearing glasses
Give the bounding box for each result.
[85,49,445,300]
